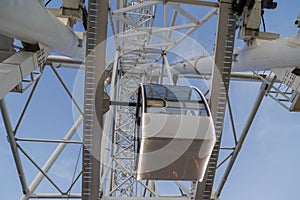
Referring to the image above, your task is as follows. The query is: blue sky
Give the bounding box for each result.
[0,0,300,199]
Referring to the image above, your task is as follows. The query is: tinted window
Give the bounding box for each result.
[143,84,208,116]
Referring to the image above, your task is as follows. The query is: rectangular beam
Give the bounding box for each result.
[0,50,44,100]
[196,0,236,199]
[0,34,14,61]
[82,0,109,199]
[166,0,219,7]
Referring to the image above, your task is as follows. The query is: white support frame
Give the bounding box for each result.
[0,60,84,200]
[105,0,224,199]
[1,0,274,200]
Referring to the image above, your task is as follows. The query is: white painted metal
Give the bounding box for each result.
[163,55,175,85]
[106,0,226,199]
[142,114,214,140]
[107,1,158,196]
[0,0,84,59]
[0,49,49,100]
[0,99,29,195]
[137,114,215,180]
[21,116,83,200]
[172,34,300,75]
[110,73,144,196]
[82,0,109,198]
[166,8,218,52]
[272,68,300,93]
[112,1,160,15]
[101,52,120,194]
[46,55,84,69]
[169,3,199,24]
[167,0,219,7]
[2,0,291,199]
[26,193,81,198]
[196,1,236,199]
[216,81,268,197]
[264,68,300,111]
[0,34,14,61]
[136,84,216,182]
[62,0,82,9]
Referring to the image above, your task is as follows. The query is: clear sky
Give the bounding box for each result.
[0,0,300,199]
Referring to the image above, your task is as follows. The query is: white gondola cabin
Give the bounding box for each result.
[135,84,216,181]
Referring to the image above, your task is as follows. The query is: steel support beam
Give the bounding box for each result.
[169,3,199,24]
[82,0,108,199]
[112,1,160,15]
[16,138,82,144]
[216,81,268,197]
[46,55,84,69]
[28,193,81,198]
[21,116,83,200]
[196,0,236,199]
[0,99,29,195]
[0,51,42,100]
[163,55,174,85]
[101,52,119,194]
[0,34,14,61]
[166,0,219,7]
[166,8,217,52]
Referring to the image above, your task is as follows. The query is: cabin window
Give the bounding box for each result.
[143,84,209,116]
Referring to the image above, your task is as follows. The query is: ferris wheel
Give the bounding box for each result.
[0,0,299,199]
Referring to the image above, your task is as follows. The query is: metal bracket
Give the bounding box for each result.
[254,69,300,112]
[237,0,279,42]
[12,49,46,93]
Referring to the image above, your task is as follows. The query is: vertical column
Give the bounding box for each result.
[196,0,236,199]
[82,0,109,199]
[0,99,29,195]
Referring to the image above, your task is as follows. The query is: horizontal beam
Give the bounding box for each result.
[0,0,84,58]
[177,72,265,81]
[16,138,82,144]
[46,55,84,69]
[112,1,160,15]
[29,193,81,198]
[110,101,137,107]
[103,197,190,200]
[166,0,219,7]
[21,116,83,200]
[0,34,14,61]
[0,50,46,100]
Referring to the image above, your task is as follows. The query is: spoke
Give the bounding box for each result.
[14,75,42,134]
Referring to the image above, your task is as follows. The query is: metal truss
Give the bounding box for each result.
[0,62,83,199]
[101,0,236,199]
[107,0,155,197]
[196,1,236,199]
[109,73,145,196]
[253,70,300,112]
[0,0,236,199]
[0,0,285,200]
